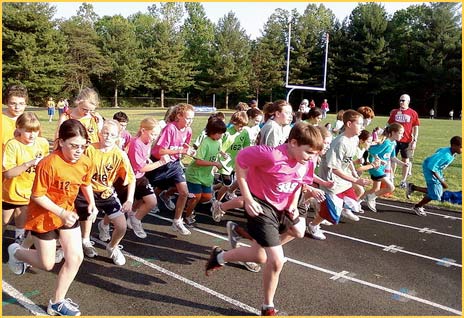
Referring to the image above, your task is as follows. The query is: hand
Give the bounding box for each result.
[372,157,381,168]
[409,141,417,150]
[87,205,99,223]
[324,180,335,189]
[61,209,79,227]
[286,207,299,221]
[307,187,326,203]
[355,177,371,186]
[244,198,263,217]
[214,162,223,169]
[121,201,133,213]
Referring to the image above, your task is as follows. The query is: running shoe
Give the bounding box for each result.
[159,190,175,211]
[365,193,377,212]
[106,245,126,266]
[98,220,111,242]
[406,183,414,200]
[82,241,98,258]
[211,200,225,222]
[341,208,360,221]
[55,248,64,264]
[184,215,196,227]
[239,261,261,273]
[261,306,287,316]
[205,246,224,276]
[307,223,326,240]
[226,221,241,249]
[7,243,27,275]
[171,220,191,235]
[399,181,408,189]
[129,214,147,239]
[47,298,81,316]
[413,206,427,216]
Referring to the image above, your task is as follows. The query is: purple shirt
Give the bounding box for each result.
[151,122,192,161]
[127,137,151,179]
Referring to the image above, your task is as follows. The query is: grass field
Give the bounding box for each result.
[20,106,463,211]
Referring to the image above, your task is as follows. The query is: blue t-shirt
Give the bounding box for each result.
[423,147,456,184]
[367,139,396,178]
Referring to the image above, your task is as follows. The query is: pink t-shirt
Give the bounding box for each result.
[236,144,314,211]
[151,122,192,161]
[127,137,151,179]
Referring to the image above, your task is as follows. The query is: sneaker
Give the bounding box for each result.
[171,220,191,235]
[55,248,64,264]
[14,233,26,245]
[320,219,333,226]
[413,206,427,216]
[151,206,160,214]
[82,241,98,258]
[238,261,261,273]
[98,220,111,242]
[307,223,326,240]
[129,214,147,239]
[205,246,224,276]
[185,215,196,227]
[47,298,81,316]
[226,221,241,249]
[211,200,226,222]
[159,190,175,211]
[7,243,27,275]
[365,194,377,212]
[341,208,360,221]
[106,245,126,266]
[261,306,282,316]
[406,183,414,199]
[399,181,407,189]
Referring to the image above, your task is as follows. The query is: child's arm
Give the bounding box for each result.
[332,167,371,186]
[3,158,40,179]
[432,171,448,189]
[391,156,410,167]
[193,158,222,170]
[32,195,80,228]
[80,184,99,223]
[235,162,263,217]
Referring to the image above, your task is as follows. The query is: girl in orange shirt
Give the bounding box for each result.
[7,119,98,316]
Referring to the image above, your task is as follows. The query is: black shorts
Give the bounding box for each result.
[146,159,186,190]
[371,174,387,181]
[2,201,26,210]
[219,172,235,187]
[75,190,122,221]
[395,141,410,159]
[31,220,79,240]
[246,194,307,248]
[117,176,155,203]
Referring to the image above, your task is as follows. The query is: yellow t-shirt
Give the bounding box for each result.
[2,113,17,147]
[2,137,50,205]
[85,144,135,197]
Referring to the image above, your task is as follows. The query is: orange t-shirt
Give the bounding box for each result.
[25,149,93,233]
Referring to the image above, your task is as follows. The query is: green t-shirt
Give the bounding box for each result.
[219,126,251,175]
[185,136,221,186]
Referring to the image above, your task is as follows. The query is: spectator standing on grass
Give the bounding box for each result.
[57,99,66,116]
[406,136,461,216]
[7,119,97,316]
[429,108,435,119]
[56,87,104,143]
[205,122,324,316]
[47,97,56,122]
[309,99,316,109]
[320,99,329,119]
[387,94,420,189]
[2,84,28,148]
[449,109,454,120]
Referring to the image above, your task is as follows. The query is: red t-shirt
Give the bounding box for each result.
[388,108,420,143]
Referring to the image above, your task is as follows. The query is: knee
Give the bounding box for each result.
[64,253,84,268]
[177,189,189,199]
[267,257,285,273]
[144,195,157,209]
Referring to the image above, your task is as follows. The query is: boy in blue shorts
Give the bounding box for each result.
[406,136,461,216]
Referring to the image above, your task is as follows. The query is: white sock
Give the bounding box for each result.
[262,304,274,309]
[15,228,25,238]
[173,218,182,224]
[82,238,90,244]
[217,251,226,265]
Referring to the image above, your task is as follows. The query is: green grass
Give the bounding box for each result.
[24,106,463,211]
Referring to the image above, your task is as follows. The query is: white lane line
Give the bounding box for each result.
[376,202,462,220]
[148,212,462,315]
[91,236,260,316]
[358,215,461,239]
[2,280,48,315]
[323,230,462,267]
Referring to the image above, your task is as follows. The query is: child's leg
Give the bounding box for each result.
[54,226,84,303]
[223,239,267,264]
[173,182,189,221]
[134,194,157,220]
[220,196,245,211]
[15,234,57,271]
[409,184,428,194]
[185,194,201,218]
[108,214,126,248]
[262,245,285,308]
[375,177,394,197]
[2,207,15,234]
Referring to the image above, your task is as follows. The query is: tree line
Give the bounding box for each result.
[2,2,461,116]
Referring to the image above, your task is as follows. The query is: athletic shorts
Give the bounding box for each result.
[2,202,26,210]
[48,108,55,116]
[395,141,410,159]
[146,159,186,190]
[426,181,443,201]
[319,188,359,224]
[31,220,79,240]
[187,181,212,195]
[75,190,122,221]
[246,194,306,248]
[371,174,387,181]
[117,176,155,203]
[219,172,235,187]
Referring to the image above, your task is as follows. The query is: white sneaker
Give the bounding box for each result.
[98,220,111,241]
[406,183,414,199]
[211,200,225,222]
[413,206,427,216]
[129,214,147,239]
[365,193,377,212]
[106,245,126,265]
[341,208,360,221]
[7,243,27,275]
[320,219,333,226]
[171,220,191,235]
[307,223,326,240]
[226,221,241,249]
[399,181,407,189]
[55,248,64,264]
[159,190,175,211]
[83,240,98,258]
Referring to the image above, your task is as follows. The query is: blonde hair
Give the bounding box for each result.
[101,119,121,134]
[136,117,160,137]
[75,87,100,108]
[167,103,195,122]
[16,112,41,132]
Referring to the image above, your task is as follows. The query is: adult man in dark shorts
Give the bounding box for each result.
[387,94,420,188]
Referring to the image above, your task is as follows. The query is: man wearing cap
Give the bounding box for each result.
[387,94,420,189]
[249,99,258,109]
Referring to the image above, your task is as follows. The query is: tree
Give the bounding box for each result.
[209,12,251,108]
[59,3,110,95]
[95,15,142,107]
[2,2,68,103]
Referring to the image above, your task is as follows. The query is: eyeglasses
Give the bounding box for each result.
[68,143,89,150]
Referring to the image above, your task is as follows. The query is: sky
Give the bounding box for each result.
[52,1,425,39]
